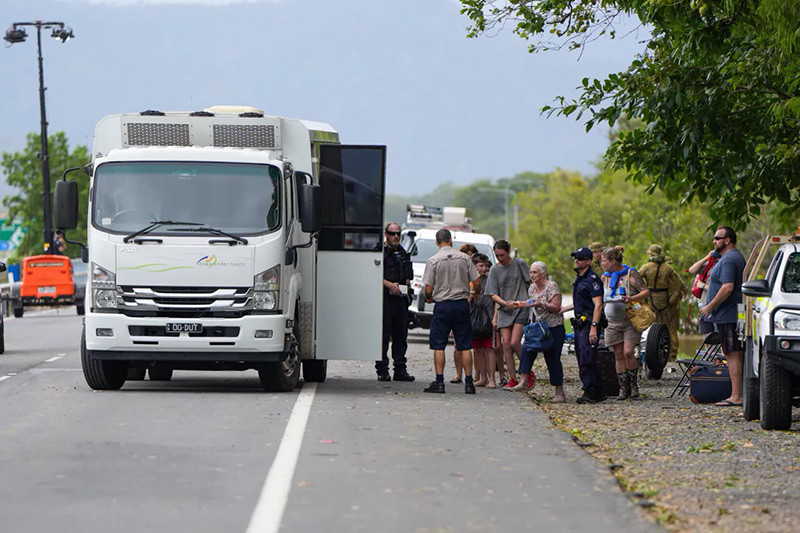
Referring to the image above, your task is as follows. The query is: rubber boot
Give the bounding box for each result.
[629,367,640,399]
[616,372,630,400]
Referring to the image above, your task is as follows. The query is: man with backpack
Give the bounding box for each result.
[639,244,686,360]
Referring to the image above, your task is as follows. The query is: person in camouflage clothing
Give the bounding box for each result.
[639,244,686,360]
[589,242,604,278]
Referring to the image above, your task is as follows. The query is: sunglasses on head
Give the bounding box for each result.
[386,231,401,236]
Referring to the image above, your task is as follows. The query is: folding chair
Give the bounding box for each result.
[670,331,724,397]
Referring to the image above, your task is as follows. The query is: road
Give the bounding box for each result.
[0,312,659,532]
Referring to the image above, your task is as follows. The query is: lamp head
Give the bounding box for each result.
[51,26,74,43]
[4,27,27,44]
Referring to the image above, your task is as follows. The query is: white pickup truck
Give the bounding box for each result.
[741,233,800,430]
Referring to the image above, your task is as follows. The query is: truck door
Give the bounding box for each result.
[315,145,385,360]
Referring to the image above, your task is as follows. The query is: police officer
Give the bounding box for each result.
[561,247,605,403]
[639,244,686,360]
[376,222,415,382]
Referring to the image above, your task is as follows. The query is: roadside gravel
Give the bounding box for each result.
[526,355,800,532]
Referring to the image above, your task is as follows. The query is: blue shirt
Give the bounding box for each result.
[707,248,746,324]
[573,268,603,317]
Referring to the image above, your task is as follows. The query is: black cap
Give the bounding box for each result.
[571,247,593,260]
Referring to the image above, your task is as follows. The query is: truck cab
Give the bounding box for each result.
[54,106,387,392]
[741,233,800,429]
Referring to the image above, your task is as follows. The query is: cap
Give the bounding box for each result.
[589,241,604,252]
[571,247,593,260]
[647,244,662,257]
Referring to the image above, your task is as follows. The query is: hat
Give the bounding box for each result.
[589,242,604,252]
[571,247,593,260]
[647,244,662,257]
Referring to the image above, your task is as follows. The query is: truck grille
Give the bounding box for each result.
[117,286,252,318]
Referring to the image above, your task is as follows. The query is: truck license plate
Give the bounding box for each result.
[38,286,56,294]
[165,323,203,334]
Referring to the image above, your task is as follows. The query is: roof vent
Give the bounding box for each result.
[140,110,165,116]
[239,111,264,118]
[190,111,214,117]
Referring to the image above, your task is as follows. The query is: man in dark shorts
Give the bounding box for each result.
[700,226,746,406]
[422,228,481,394]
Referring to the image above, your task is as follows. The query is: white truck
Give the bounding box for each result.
[741,233,800,429]
[54,106,386,392]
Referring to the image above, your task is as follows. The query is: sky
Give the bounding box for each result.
[1,0,646,199]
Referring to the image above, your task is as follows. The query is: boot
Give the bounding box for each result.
[628,367,640,399]
[616,372,630,400]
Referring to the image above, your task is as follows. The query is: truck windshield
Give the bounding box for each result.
[92,162,281,235]
[410,239,494,264]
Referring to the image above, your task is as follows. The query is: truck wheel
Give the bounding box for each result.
[643,323,670,380]
[742,341,760,422]
[149,366,173,381]
[13,306,23,318]
[76,302,85,316]
[127,367,147,381]
[259,336,301,392]
[302,359,327,383]
[759,353,792,430]
[81,328,126,390]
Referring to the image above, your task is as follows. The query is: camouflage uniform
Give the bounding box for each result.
[639,245,686,360]
[589,241,604,279]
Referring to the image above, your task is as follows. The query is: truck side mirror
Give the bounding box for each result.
[0,262,6,274]
[298,184,322,234]
[54,180,79,230]
[742,279,770,297]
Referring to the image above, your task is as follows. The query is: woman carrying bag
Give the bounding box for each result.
[600,246,651,400]
[510,261,567,401]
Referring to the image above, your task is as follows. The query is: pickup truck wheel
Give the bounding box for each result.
[81,328,126,390]
[302,359,327,383]
[742,341,760,422]
[148,366,173,381]
[643,323,670,380]
[127,367,147,380]
[759,353,792,430]
[259,336,301,392]
[13,306,23,318]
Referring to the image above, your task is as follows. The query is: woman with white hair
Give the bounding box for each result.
[511,261,567,402]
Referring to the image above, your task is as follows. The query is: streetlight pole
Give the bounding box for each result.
[478,187,516,239]
[4,20,74,253]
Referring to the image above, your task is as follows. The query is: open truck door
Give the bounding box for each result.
[315,145,386,360]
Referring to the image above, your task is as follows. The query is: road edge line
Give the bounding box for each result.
[245,382,317,533]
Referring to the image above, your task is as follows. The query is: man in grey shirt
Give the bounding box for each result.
[422,228,481,394]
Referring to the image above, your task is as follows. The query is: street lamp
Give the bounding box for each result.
[4,20,75,253]
[478,187,517,239]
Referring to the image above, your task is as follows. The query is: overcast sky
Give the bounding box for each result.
[1,0,645,198]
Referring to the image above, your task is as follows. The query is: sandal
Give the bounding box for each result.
[449,377,463,384]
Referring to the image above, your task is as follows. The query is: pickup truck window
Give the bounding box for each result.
[766,251,783,288]
[92,161,281,235]
[782,252,800,293]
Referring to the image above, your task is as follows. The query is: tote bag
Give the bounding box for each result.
[522,306,552,351]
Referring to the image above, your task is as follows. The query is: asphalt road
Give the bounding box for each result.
[0,313,659,532]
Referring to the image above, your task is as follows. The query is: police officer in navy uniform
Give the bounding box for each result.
[376,222,416,382]
[561,247,605,403]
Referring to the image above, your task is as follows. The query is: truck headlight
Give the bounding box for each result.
[254,265,280,311]
[92,263,117,309]
[775,310,800,331]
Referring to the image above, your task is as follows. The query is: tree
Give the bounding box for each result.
[2,132,90,261]
[460,0,800,226]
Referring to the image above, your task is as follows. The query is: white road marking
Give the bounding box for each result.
[245,383,317,533]
[0,375,12,382]
[45,355,65,363]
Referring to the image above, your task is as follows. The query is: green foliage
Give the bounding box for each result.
[460,0,800,227]
[2,132,90,261]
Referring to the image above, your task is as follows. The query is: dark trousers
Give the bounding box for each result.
[376,295,409,375]
[519,325,566,386]
[574,324,599,394]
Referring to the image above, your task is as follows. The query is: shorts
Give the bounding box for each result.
[715,322,742,353]
[430,299,472,351]
[604,315,640,347]
[472,336,492,349]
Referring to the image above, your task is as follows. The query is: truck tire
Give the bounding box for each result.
[643,323,670,380]
[127,367,147,381]
[742,341,760,422]
[759,353,792,430]
[0,321,5,354]
[76,302,85,316]
[259,336,301,392]
[148,366,173,381]
[81,328,126,390]
[302,359,327,383]
[13,306,23,318]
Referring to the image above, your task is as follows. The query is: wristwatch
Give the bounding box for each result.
[591,321,598,327]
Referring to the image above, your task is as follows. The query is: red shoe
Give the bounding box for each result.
[526,372,535,390]
[503,379,519,390]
